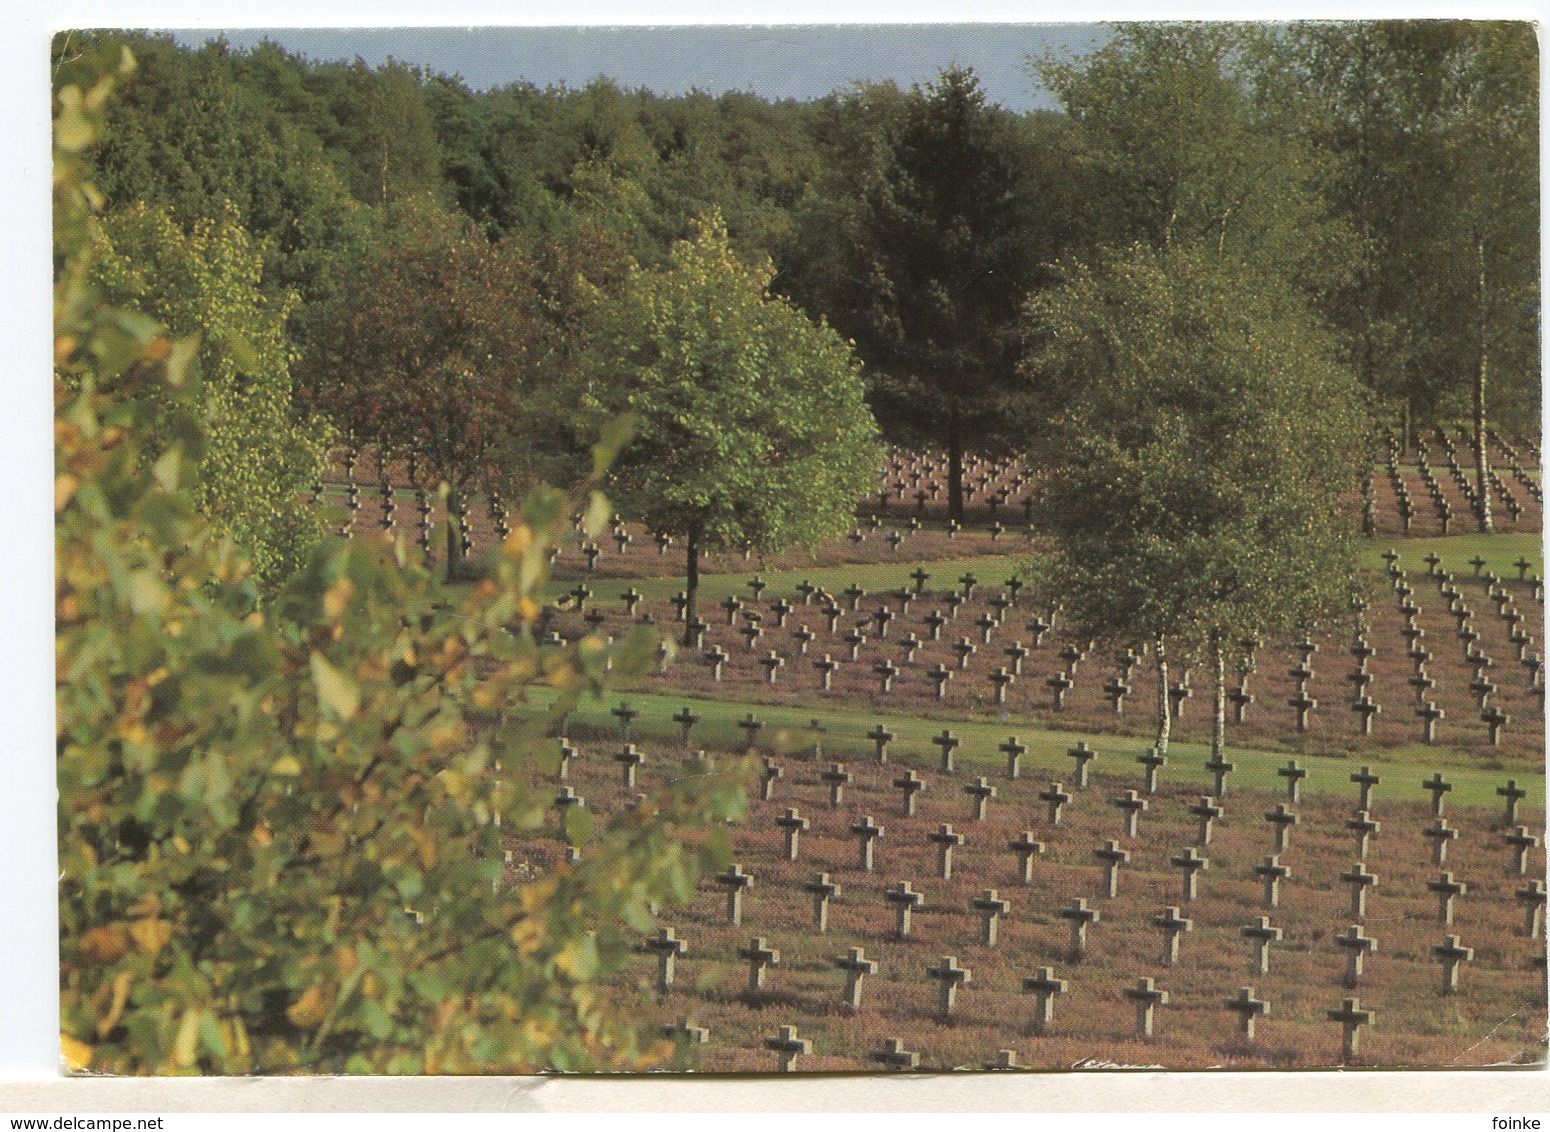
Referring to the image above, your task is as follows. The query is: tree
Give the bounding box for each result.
[1033,24,1356,300]
[295,204,567,579]
[57,38,747,1076]
[582,214,884,643]
[1268,21,1538,525]
[91,203,327,588]
[1020,242,1367,758]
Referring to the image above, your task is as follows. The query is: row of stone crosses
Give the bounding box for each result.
[1368,430,1542,537]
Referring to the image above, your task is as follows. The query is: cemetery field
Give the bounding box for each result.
[506,713,1546,1071]
[333,443,1546,1071]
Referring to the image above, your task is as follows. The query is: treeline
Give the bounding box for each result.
[74,24,1538,574]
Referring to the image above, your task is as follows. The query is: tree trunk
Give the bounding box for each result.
[444,486,463,585]
[947,405,964,524]
[682,520,702,648]
[1210,631,1227,762]
[1154,634,1171,758]
[1474,234,1493,533]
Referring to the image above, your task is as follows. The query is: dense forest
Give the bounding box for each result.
[81,24,1539,468]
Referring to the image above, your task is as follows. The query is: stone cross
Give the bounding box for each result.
[1416,700,1445,743]
[1205,754,1235,798]
[759,757,782,802]
[1328,997,1375,1062]
[1341,864,1379,920]
[1255,855,1291,909]
[866,723,895,762]
[702,644,730,683]
[975,613,999,646]
[553,785,584,822]
[1104,676,1133,714]
[1114,789,1149,838]
[1124,977,1169,1039]
[965,776,998,821]
[1346,809,1381,860]
[1008,832,1046,884]
[1044,671,1074,710]
[1421,772,1454,817]
[714,864,754,925]
[873,658,899,694]
[1067,741,1097,788]
[802,872,841,934]
[738,936,781,992]
[1498,779,1528,826]
[927,663,953,701]
[775,807,810,862]
[811,652,839,692]
[1288,691,1318,732]
[1040,782,1072,825]
[1224,987,1269,1040]
[836,946,877,1010]
[613,744,644,788]
[922,609,947,641]
[1264,804,1300,853]
[646,926,686,993]
[763,1025,810,1073]
[1423,818,1459,866]
[841,815,882,873]
[899,633,923,663]
[1336,924,1377,987]
[1428,872,1467,926]
[1482,705,1511,745]
[893,769,925,816]
[1431,934,1474,994]
[929,823,966,880]
[987,1050,1024,1071]
[953,638,978,671]
[1154,905,1193,966]
[1094,839,1131,899]
[660,1017,708,1046]
[736,712,764,750]
[1505,825,1540,875]
[759,651,785,684]
[885,881,924,939]
[1228,684,1256,722]
[971,889,1011,946]
[1189,796,1224,846]
[1351,765,1381,810]
[869,1038,919,1072]
[926,955,972,1019]
[791,624,815,657]
[1242,916,1284,975]
[1004,641,1030,676]
[1171,847,1209,901]
[999,736,1027,779]
[1022,967,1068,1035]
[872,605,895,640]
[988,667,1016,704]
[932,729,961,773]
[841,628,867,662]
[821,762,852,808]
[1026,615,1052,648]
[1518,880,1546,938]
[1137,746,1167,795]
[909,566,931,595]
[1352,696,1382,736]
[1058,898,1100,962]
[672,706,701,745]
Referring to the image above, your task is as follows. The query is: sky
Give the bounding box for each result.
[162,24,1111,111]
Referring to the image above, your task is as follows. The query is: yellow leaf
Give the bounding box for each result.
[172,1007,200,1067]
[129,916,172,955]
[270,754,302,776]
[96,971,133,1038]
[60,1033,93,1072]
[310,652,360,721]
[286,985,327,1028]
[323,577,355,622]
[503,525,533,556]
[77,924,128,964]
[55,474,80,512]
